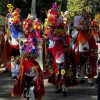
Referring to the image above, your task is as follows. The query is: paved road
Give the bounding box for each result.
[0,68,97,100]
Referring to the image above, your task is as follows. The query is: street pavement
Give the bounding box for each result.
[0,68,97,100]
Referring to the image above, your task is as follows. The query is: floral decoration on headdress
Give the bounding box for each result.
[44,3,59,27]
[6,7,22,39]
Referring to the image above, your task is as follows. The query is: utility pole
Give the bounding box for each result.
[31,0,36,16]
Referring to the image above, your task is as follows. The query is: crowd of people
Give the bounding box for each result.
[0,2,100,100]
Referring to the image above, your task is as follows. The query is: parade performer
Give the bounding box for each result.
[5,7,23,49]
[10,56,17,79]
[12,13,44,99]
[12,33,44,100]
[90,17,100,82]
[0,29,12,72]
[44,3,77,97]
[44,3,65,95]
[10,56,20,79]
[91,19,99,42]
[87,33,97,84]
[12,54,45,100]
[0,29,8,71]
[74,17,90,83]
[23,54,45,100]
[3,6,22,64]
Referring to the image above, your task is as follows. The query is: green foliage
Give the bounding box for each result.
[67,0,100,18]
[86,0,100,19]
[67,0,84,17]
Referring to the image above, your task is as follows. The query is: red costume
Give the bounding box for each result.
[12,56,45,100]
[87,35,97,79]
[73,17,90,83]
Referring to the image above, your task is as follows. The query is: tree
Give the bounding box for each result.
[67,0,84,17]
[86,0,100,19]
[67,0,100,19]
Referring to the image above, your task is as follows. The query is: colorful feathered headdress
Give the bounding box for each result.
[6,7,23,39]
[44,3,59,27]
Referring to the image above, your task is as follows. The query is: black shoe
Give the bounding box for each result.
[89,82,94,86]
[55,88,62,94]
[79,80,85,84]
[63,91,67,97]
[12,76,17,79]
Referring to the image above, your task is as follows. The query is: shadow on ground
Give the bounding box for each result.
[0,71,97,100]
